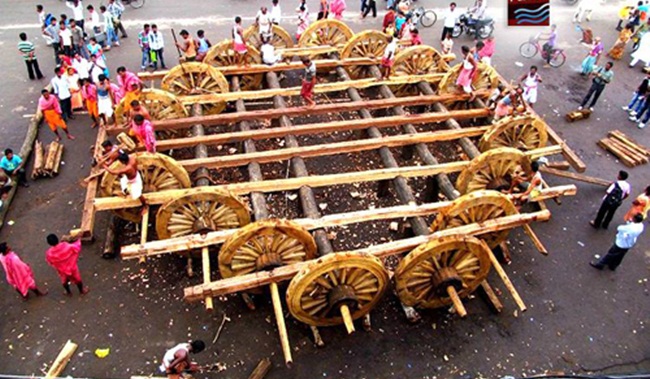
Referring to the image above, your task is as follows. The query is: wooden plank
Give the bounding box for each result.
[183,210,551,301]
[540,166,610,187]
[95,146,564,211]
[157,109,490,150]
[598,139,637,167]
[178,125,492,171]
[46,340,78,378]
[78,126,108,240]
[179,74,444,105]
[247,358,272,379]
[609,130,650,155]
[545,161,571,170]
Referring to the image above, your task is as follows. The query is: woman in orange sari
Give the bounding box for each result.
[624,185,650,221]
[608,25,634,60]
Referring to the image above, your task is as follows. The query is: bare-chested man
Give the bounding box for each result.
[103,152,147,214]
[93,140,123,167]
[126,99,151,126]
[159,340,205,379]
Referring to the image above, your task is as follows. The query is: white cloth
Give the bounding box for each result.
[102,11,115,30]
[523,73,540,104]
[383,40,397,59]
[148,31,165,50]
[89,63,105,84]
[51,76,72,100]
[632,32,650,65]
[615,222,644,249]
[66,1,84,21]
[271,4,282,23]
[233,25,244,44]
[38,11,46,25]
[88,11,100,30]
[120,172,143,199]
[442,8,460,28]
[59,28,73,46]
[72,58,91,80]
[261,44,281,64]
[97,91,114,117]
[257,11,272,34]
[604,180,631,200]
[159,343,190,373]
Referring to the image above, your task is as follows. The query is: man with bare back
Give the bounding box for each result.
[103,152,147,214]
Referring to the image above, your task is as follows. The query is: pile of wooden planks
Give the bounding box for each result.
[32,140,64,178]
[597,130,650,167]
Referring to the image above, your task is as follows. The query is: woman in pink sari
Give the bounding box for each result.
[330,0,346,20]
[0,243,47,300]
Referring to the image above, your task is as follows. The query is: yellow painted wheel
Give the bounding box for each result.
[456,148,531,195]
[479,115,548,152]
[204,40,264,90]
[244,24,294,49]
[340,30,389,79]
[161,62,229,114]
[391,45,449,96]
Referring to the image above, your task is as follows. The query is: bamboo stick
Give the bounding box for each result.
[446,286,468,317]
[270,282,292,366]
[484,244,527,312]
[339,304,355,334]
[45,340,78,378]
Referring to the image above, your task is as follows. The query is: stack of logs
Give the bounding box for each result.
[32,140,64,179]
[598,130,650,168]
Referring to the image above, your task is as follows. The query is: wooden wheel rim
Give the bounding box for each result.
[286,252,388,327]
[390,45,449,97]
[479,115,548,152]
[204,40,263,90]
[218,219,317,279]
[395,235,491,309]
[161,62,229,114]
[438,62,499,96]
[115,89,187,126]
[298,19,353,48]
[244,24,294,49]
[99,152,191,223]
[456,147,531,195]
[430,190,518,248]
[340,30,389,79]
[155,188,251,240]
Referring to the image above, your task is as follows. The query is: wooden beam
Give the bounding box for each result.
[247,358,272,379]
[178,126,492,171]
[183,210,551,301]
[540,167,610,187]
[46,340,78,378]
[179,74,444,105]
[79,126,107,240]
[120,185,576,259]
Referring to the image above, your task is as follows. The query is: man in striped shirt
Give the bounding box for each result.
[17,33,44,80]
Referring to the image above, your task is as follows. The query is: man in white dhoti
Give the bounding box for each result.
[630,31,650,67]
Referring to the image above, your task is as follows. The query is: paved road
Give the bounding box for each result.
[0,0,648,378]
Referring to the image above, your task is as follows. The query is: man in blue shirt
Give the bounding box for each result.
[0,149,28,187]
[591,213,645,271]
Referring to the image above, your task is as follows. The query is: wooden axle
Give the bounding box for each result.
[485,243,527,312]
[120,185,576,259]
[339,304,355,334]
[446,286,467,317]
[183,210,551,302]
[178,73,444,105]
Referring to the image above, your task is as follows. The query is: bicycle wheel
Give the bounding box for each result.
[420,10,437,28]
[130,0,145,8]
[549,51,566,68]
[519,42,538,58]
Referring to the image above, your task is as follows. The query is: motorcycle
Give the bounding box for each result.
[451,13,495,39]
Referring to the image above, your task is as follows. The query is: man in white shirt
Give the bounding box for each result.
[58,22,73,57]
[591,214,644,271]
[148,24,166,70]
[50,68,74,120]
[107,0,128,38]
[256,7,272,40]
[261,38,281,65]
[66,0,85,32]
[72,53,91,80]
[441,2,459,41]
[270,0,281,25]
[86,5,101,34]
[469,0,487,21]
[590,170,631,229]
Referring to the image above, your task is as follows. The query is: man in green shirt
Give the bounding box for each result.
[17,33,44,80]
[579,61,614,111]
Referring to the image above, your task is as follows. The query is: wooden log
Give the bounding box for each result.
[446,286,468,317]
[78,126,108,240]
[202,247,213,311]
[540,167,609,187]
[565,109,591,122]
[183,210,551,301]
[157,110,490,151]
[484,244,527,312]
[546,161,571,171]
[52,143,64,175]
[102,215,118,259]
[479,281,503,313]
[178,126,491,171]
[44,142,59,172]
[597,139,637,168]
[32,140,44,179]
[609,130,650,155]
[247,358,272,379]
[606,137,647,164]
[45,340,78,378]
[179,73,444,105]
[120,185,576,259]
[270,282,293,366]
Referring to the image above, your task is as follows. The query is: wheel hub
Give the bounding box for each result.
[486,176,511,192]
[255,252,284,271]
[326,284,359,316]
[192,217,215,235]
[430,267,463,296]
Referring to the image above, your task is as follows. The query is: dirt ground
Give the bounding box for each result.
[0,1,648,378]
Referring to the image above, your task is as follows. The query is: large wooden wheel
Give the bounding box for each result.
[430,190,518,248]
[204,40,263,90]
[395,235,491,309]
[114,89,187,126]
[437,62,499,97]
[99,152,191,223]
[390,45,449,97]
[244,25,294,49]
[340,31,389,79]
[155,188,251,240]
[298,19,353,49]
[218,220,317,280]
[456,147,531,195]
[286,253,388,328]
[161,62,229,115]
[479,115,548,152]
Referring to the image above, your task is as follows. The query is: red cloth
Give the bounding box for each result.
[46,240,82,284]
[300,78,316,100]
[383,10,396,30]
[0,252,36,296]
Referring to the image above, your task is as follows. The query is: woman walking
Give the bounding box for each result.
[581,36,603,75]
[608,25,634,60]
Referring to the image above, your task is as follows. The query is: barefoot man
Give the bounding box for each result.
[0,242,48,300]
[38,89,75,141]
[104,152,148,214]
[159,340,206,379]
[45,234,88,296]
[130,114,156,153]
[301,56,316,108]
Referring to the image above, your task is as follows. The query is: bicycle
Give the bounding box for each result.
[412,6,437,28]
[99,0,145,9]
[519,34,566,68]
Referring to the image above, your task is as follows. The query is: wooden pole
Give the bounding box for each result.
[339,304,355,334]
[479,281,503,313]
[539,167,610,187]
[202,247,213,311]
[78,125,108,240]
[247,358,272,379]
[446,286,468,317]
[45,340,78,378]
[270,282,293,366]
[484,243,527,312]
[139,207,150,263]
[521,224,548,255]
